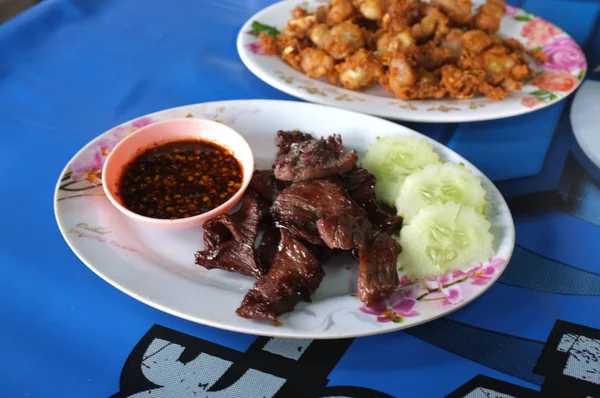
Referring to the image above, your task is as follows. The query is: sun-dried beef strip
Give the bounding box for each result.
[274,132,358,181]
[195,241,267,278]
[256,223,281,272]
[317,214,370,250]
[352,186,403,235]
[250,170,290,204]
[339,167,376,192]
[358,232,401,306]
[276,130,313,154]
[236,229,325,321]
[271,179,367,245]
[339,168,403,235]
[197,191,268,277]
[202,222,231,250]
[202,191,262,249]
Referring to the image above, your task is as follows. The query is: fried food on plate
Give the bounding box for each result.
[267,0,543,101]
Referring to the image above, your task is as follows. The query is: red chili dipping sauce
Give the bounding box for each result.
[118,139,243,219]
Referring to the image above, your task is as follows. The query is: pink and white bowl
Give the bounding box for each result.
[102,118,254,229]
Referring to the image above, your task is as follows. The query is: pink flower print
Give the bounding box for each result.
[70,136,120,184]
[521,96,543,108]
[440,284,463,305]
[71,149,103,184]
[542,37,587,73]
[470,258,505,285]
[359,291,421,323]
[360,301,396,323]
[398,275,413,287]
[505,5,518,16]
[521,18,562,47]
[246,42,266,55]
[110,126,128,141]
[131,117,156,130]
[389,293,420,317]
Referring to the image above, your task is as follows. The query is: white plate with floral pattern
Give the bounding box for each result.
[237,0,586,123]
[54,100,515,339]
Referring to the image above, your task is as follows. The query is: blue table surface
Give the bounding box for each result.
[2,0,600,397]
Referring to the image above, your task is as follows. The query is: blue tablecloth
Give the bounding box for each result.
[2,0,600,397]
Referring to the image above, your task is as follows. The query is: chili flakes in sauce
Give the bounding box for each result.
[118,139,243,219]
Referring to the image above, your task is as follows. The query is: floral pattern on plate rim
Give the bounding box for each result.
[246,4,586,112]
[56,107,260,202]
[359,258,506,323]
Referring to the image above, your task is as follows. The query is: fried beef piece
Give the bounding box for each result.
[195,241,266,278]
[271,179,367,245]
[196,191,267,278]
[236,229,325,321]
[202,191,262,249]
[256,223,281,271]
[317,214,370,250]
[273,131,358,181]
[277,130,314,153]
[250,170,286,204]
[339,168,403,235]
[358,232,401,306]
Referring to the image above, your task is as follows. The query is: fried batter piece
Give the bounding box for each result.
[276,35,309,69]
[381,52,417,99]
[407,42,450,70]
[461,30,493,54]
[259,33,278,56]
[376,29,415,57]
[326,0,356,26]
[440,28,463,62]
[283,7,318,39]
[300,48,336,80]
[323,21,366,59]
[411,6,449,44]
[473,0,506,34]
[430,0,473,26]
[441,64,485,99]
[383,0,422,30]
[354,0,388,21]
[336,48,384,89]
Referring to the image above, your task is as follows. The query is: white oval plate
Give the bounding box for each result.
[237,0,586,123]
[54,100,515,339]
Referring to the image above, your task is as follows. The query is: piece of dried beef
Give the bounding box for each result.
[236,229,325,321]
[273,131,358,181]
[271,179,367,245]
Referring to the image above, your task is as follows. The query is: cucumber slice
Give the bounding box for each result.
[397,202,494,279]
[361,135,441,206]
[396,163,487,223]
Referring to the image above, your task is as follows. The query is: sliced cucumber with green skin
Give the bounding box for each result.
[361,135,441,206]
[397,202,494,279]
[396,163,487,223]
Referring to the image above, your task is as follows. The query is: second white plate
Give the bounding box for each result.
[237,0,586,123]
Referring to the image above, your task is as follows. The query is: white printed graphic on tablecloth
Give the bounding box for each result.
[557,334,600,384]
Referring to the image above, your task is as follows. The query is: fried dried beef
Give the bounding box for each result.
[202,191,262,249]
[358,232,402,306]
[194,241,266,278]
[271,179,367,245]
[236,229,325,321]
[196,191,267,277]
[273,130,358,181]
[316,214,370,250]
[250,169,289,204]
[339,168,403,235]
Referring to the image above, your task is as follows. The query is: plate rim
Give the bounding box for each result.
[236,0,587,123]
[54,99,516,339]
